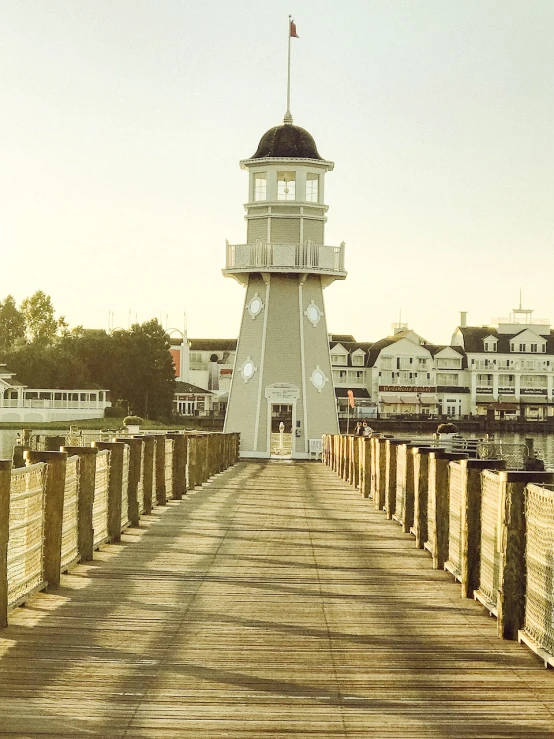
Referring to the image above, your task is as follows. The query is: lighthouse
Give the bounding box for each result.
[222,114,346,458]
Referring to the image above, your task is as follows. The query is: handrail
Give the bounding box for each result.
[225,241,346,273]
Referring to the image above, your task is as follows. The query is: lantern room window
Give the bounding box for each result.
[306,173,319,202]
[254,173,267,201]
[277,171,296,200]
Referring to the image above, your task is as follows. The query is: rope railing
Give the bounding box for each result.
[322,432,554,664]
[520,483,554,665]
[0,431,240,628]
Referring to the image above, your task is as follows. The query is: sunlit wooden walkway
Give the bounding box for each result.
[1,461,554,738]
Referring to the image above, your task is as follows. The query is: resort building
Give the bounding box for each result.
[0,364,111,422]
[451,307,554,421]
[172,305,554,422]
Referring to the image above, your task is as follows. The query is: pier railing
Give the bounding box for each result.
[0,431,240,628]
[322,433,554,667]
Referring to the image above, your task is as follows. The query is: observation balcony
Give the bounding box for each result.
[223,240,346,286]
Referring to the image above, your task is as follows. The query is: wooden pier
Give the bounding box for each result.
[1,460,554,737]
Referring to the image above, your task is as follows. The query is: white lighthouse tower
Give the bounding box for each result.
[222,113,346,458]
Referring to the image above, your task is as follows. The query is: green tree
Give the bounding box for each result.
[21,290,58,344]
[0,295,25,352]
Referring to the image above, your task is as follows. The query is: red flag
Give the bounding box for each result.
[290,19,299,38]
[347,389,355,409]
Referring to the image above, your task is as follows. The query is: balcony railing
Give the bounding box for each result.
[224,241,346,276]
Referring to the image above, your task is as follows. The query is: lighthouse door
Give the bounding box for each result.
[270,404,293,458]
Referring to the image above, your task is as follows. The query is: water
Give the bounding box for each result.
[380,429,554,471]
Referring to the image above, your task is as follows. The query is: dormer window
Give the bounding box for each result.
[277,171,296,200]
[352,353,364,366]
[306,173,319,203]
[253,173,267,201]
[484,337,497,352]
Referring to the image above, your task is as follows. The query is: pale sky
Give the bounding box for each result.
[1,1,553,345]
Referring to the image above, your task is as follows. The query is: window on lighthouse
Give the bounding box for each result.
[254,173,267,201]
[277,171,296,200]
[306,173,319,202]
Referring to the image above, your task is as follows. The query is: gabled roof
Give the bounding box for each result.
[458,326,554,354]
[366,331,430,366]
[329,341,374,366]
[188,339,238,352]
[330,334,356,344]
[175,381,213,395]
[424,344,464,357]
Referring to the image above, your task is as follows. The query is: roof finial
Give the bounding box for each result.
[285,15,299,125]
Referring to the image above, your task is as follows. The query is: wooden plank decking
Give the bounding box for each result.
[1,461,554,738]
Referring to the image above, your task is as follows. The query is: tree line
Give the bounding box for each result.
[0,292,176,420]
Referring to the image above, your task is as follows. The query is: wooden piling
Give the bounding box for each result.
[187,434,198,490]
[376,437,388,511]
[115,437,142,526]
[385,440,406,520]
[428,452,468,570]
[44,435,66,452]
[413,447,443,549]
[60,446,98,562]
[496,470,554,640]
[140,436,155,514]
[93,441,125,543]
[154,435,167,506]
[0,460,12,628]
[360,438,371,498]
[167,433,187,499]
[25,451,67,589]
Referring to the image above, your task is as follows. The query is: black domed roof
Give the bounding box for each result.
[251,124,323,160]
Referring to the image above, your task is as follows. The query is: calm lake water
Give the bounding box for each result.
[2,428,554,469]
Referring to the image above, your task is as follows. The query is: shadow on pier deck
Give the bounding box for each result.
[1,461,553,738]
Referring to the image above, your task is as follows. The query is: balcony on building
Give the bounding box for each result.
[223,240,346,286]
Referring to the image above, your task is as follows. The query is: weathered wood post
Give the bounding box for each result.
[369,436,379,502]
[322,434,329,466]
[427,451,468,569]
[187,434,198,490]
[12,444,30,468]
[413,447,443,549]
[44,435,66,452]
[206,434,216,479]
[342,435,351,482]
[93,441,125,543]
[351,436,360,487]
[167,433,187,499]
[400,442,420,534]
[216,434,225,474]
[376,437,389,511]
[195,435,207,485]
[457,459,506,598]
[0,460,12,628]
[115,437,142,526]
[224,433,231,470]
[393,441,412,529]
[60,446,98,562]
[385,440,406,520]
[139,436,155,514]
[497,470,554,640]
[25,450,67,589]
[154,435,167,506]
[360,438,371,498]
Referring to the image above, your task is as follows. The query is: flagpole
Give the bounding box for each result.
[285,15,292,124]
